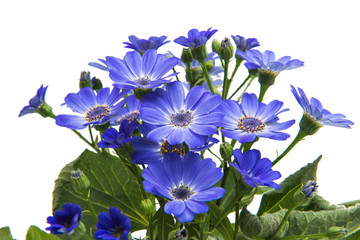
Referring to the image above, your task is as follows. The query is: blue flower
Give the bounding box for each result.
[139,81,224,148]
[55,87,129,130]
[95,207,131,240]
[291,85,354,128]
[236,49,304,72]
[92,50,178,90]
[219,93,295,143]
[97,120,137,148]
[174,28,218,48]
[131,123,218,164]
[19,85,49,117]
[231,35,260,51]
[302,180,318,198]
[46,203,81,235]
[113,95,140,124]
[142,152,225,222]
[123,35,170,54]
[230,149,281,189]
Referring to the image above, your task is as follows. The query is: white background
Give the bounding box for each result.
[1,0,360,239]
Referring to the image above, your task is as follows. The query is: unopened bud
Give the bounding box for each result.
[219,142,233,162]
[219,38,234,60]
[212,39,221,55]
[326,226,348,239]
[181,48,193,64]
[140,199,155,217]
[71,169,90,196]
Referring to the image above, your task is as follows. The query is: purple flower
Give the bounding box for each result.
[123,35,170,54]
[97,120,137,148]
[46,203,81,236]
[291,85,354,129]
[230,149,281,189]
[236,49,304,73]
[95,207,131,240]
[174,28,218,48]
[55,87,128,130]
[219,93,295,143]
[139,81,224,148]
[231,35,260,51]
[19,85,48,117]
[142,152,225,222]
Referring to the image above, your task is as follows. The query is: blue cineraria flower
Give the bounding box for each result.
[95,207,131,240]
[236,49,304,73]
[113,95,140,124]
[90,49,179,90]
[231,35,260,51]
[131,123,218,164]
[142,152,225,222]
[139,81,224,148]
[230,149,281,189]
[302,180,318,198]
[123,35,170,54]
[291,85,354,129]
[19,85,53,117]
[174,28,218,48]
[219,93,295,143]
[46,203,82,235]
[55,87,129,130]
[97,120,137,148]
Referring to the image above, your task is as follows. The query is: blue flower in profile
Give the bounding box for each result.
[142,152,225,222]
[291,85,354,129]
[231,35,260,52]
[91,49,178,90]
[236,49,304,73]
[230,149,281,189]
[97,120,137,148]
[19,85,50,117]
[219,93,295,143]
[174,28,218,48]
[139,81,224,148]
[131,123,218,164]
[123,35,170,54]
[95,207,131,240]
[46,203,82,235]
[55,87,129,130]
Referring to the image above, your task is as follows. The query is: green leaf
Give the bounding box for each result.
[52,150,149,233]
[340,200,360,208]
[153,206,175,240]
[257,155,322,216]
[208,202,234,240]
[0,227,13,240]
[25,226,61,240]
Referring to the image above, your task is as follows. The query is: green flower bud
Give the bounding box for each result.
[181,48,193,64]
[140,199,156,217]
[191,45,208,62]
[91,78,103,92]
[94,121,110,134]
[219,142,233,162]
[258,69,279,86]
[79,71,92,89]
[299,113,322,136]
[134,88,152,100]
[205,60,213,72]
[293,181,318,207]
[71,169,90,196]
[326,226,348,239]
[219,38,234,61]
[211,39,221,55]
[36,102,55,118]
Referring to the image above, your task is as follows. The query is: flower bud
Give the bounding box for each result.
[205,60,213,72]
[91,78,103,92]
[181,48,194,64]
[219,142,233,162]
[211,39,221,55]
[79,71,92,89]
[326,226,348,239]
[176,224,188,240]
[140,199,156,217]
[71,169,90,196]
[134,88,152,100]
[302,180,318,198]
[36,102,55,118]
[219,38,234,61]
[191,45,208,62]
[293,181,318,207]
[299,113,322,136]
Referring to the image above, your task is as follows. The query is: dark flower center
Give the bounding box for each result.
[134,77,151,87]
[171,184,193,201]
[160,140,185,156]
[118,110,140,123]
[112,226,123,238]
[170,110,193,127]
[237,116,265,133]
[85,105,110,122]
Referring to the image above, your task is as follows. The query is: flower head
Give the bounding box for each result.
[231,35,260,52]
[139,81,224,148]
[174,28,218,48]
[19,85,52,117]
[93,50,178,90]
[114,95,141,124]
[291,85,354,130]
[219,93,295,143]
[302,180,318,198]
[142,152,225,222]
[123,35,170,54]
[236,49,304,73]
[46,203,81,235]
[95,207,131,240]
[97,120,137,148]
[230,149,281,189]
[55,87,128,130]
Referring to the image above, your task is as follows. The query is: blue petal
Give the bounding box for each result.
[166,81,185,112]
[78,87,96,107]
[147,125,174,142]
[163,153,183,186]
[164,201,185,216]
[186,200,208,214]
[55,115,88,129]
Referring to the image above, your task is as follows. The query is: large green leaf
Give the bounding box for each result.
[257,155,322,216]
[52,149,149,233]
[25,226,61,240]
[153,206,175,240]
[0,227,13,240]
[208,202,234,240]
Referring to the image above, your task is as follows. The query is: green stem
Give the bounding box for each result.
[148,215,154,240]
[233,203,240,240]
[229,74,251,100]
[272,129,307,166]
[172,67,180,81]
[222,60,229,100]
[237,74,257,101]
[207,148,223,163]
[225,59,242,99]
[83,193,98,221]
[269,206,296,240]
[199,59,215,95]
[72,129,100,153]
[258,84,270,102]
[216,162,229,206]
